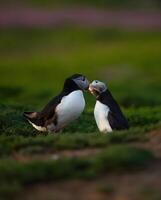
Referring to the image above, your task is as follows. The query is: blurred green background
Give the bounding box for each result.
[1,0,161,9]
[0,28,161,108]
[0,1,161,110]
[0,11,161,108]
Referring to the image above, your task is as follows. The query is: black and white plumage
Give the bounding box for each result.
[23,74,89,133]
[89,80,129,133]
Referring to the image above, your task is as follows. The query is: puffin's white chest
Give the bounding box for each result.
[56,90,85,129]
[94,101,112,133]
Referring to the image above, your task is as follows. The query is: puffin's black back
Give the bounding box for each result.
[24,75,82,127]
[97,90,129,130]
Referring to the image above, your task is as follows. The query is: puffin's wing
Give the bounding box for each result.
[24,93,64,127]
[38,94,65,126]
[23,112,38,119]
[108,111,129,130]
[103,91,129,130]
[23,111,44,126]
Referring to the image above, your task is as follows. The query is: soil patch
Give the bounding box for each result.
[11,148,101,162]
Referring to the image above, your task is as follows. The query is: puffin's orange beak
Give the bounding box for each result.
[88,84,96,95]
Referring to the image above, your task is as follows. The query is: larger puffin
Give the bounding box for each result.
[89,80,129,133]
[23,74,89,133]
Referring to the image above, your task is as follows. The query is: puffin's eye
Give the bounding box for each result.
[95,80,98,83]
[82,77,85,81]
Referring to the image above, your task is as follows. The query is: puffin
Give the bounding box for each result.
[23,74,89,133]
[89,80,129,133]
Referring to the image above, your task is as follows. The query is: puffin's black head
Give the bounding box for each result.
[63,74,89,92]
[89,80,107,96]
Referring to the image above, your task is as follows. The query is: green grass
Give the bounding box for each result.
[2,0,160,10]
[0,27,161,199]
[0,103,161,158]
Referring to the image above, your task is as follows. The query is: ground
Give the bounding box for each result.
[19,129,161,200]
[0,3,161,200]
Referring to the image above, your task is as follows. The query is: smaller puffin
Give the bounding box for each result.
[89,80,129,133]
[23,74,89,133]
